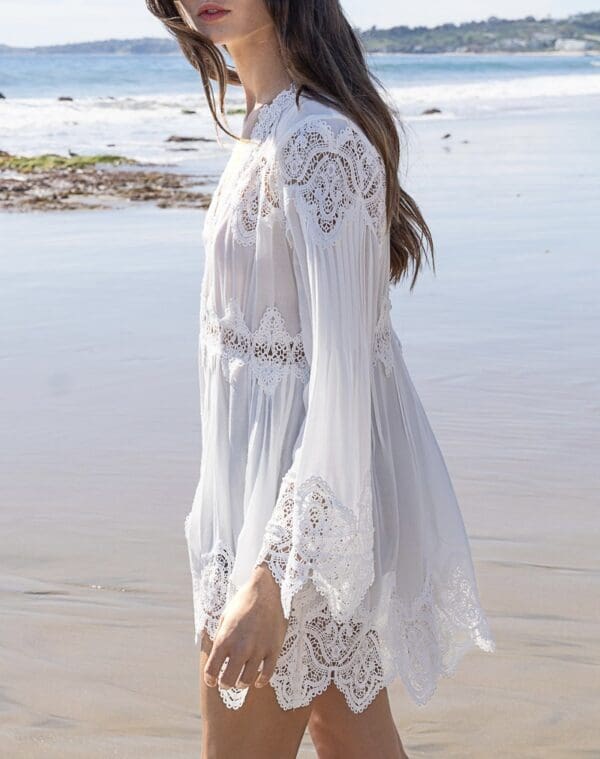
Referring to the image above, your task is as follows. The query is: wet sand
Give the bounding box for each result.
[1,101,599,757]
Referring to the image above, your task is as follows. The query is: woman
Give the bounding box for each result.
[147,1,495,757]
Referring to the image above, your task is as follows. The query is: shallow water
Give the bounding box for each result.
[2,51,599,166]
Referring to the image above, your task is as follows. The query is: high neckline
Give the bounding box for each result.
[247,81,298,143]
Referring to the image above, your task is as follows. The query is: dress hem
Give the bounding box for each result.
[193,613,494,714]
[184,513,496,715]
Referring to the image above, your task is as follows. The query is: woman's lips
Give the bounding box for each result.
[197,5,230,22]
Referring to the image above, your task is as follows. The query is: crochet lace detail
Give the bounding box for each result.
[200,296,396,393]
[254,468,375,625]
[373,291,395,376]
[249,81,299,144]
[227,82,297,247]
[230,150,282,247]
[214,88,388,249]
[200,297,309,395]
[184,523,496,714]
[182,522,246,711]
[279,116,387,246]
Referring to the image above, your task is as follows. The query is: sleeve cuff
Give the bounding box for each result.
[254,468,375,624]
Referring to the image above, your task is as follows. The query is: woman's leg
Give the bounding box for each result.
[198,629,312,759]
[307,683,409,759]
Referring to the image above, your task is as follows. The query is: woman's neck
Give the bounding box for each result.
[226,27,292,124]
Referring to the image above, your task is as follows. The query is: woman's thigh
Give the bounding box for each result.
[307,683,407,759]
[198,629,312,759]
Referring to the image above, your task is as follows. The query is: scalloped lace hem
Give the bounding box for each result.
[184,520,495,714]
[197,607,493,714]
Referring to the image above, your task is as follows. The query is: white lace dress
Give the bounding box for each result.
[184,81,495,714]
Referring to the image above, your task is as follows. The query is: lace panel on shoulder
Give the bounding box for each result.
[280,117,387,246]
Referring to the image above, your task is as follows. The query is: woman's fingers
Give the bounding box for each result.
[214,636,253,689]
[255,651,277,688]
[205,637,274,691]
[201,574,288,691]
[236,654,264,689]
[218,652,247,689]
[203,635,230,687]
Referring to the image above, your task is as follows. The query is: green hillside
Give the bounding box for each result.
[361,12,600,53]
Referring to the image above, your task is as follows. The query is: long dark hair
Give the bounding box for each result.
[146,0,435,288]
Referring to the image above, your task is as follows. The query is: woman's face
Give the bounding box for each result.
[174,0,272,44]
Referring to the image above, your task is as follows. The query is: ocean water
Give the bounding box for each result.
[1,51,599,169]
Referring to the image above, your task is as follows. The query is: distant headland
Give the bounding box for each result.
[1,12,599,55]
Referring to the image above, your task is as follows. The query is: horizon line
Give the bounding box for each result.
[0,10,594,49]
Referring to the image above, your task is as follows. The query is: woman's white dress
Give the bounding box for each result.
[184,81,495,714]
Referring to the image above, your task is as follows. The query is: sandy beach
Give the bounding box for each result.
[1,97,599,756]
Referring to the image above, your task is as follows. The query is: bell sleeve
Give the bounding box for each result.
[253,114,388,625]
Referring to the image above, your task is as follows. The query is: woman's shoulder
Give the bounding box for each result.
[273,88,385,186]
[272,88,387,243]
[275,88,374,153]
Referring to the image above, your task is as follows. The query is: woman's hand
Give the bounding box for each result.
[203,561,288,691]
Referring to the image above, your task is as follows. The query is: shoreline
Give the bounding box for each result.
[3,90,600,213]
[2,49,599,56]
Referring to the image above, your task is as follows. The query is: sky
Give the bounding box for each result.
[0,0,598,47]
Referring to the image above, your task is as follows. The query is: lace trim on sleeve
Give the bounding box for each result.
[279,117,387,246]
[254,467,375,625]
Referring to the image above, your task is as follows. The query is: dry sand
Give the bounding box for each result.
[1,102,599,757]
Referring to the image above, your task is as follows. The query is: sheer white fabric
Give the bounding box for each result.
[184,81,495,714]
